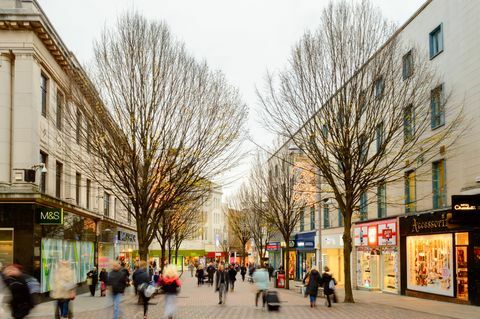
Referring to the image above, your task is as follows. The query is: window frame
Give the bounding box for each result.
[431,84,445,129]
[56,91,64,131]
[376,122,384,154]
[75,172,81,206]
[359,192,368,221]
[40,73,48,117]
[429,24,444,60]
[104,192,110,217]
[323,204,330,229]
[405,170,416,213]
[55,161,63,198]
[432,160,447,209]
[402,50,414,80]
[374,76,384,99]
[310,206,315,230]
[299,207,305,232]
[377,182,387,218]
[404,104,415,142]
[86,179,91,210]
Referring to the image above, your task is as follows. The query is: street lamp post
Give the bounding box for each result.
[315,171,322,271]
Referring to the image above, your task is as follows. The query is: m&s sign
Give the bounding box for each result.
[37,208,64,225]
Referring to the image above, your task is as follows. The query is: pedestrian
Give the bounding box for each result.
[159,264,182,319]
[50,260,76,319]
[188,262,194,277]
[107,262,128,319]
[153,270,160,285]
[86,266,98,296]
[253,265,269,308]
[303,266,322,307]
[214,264,229,305]
[196,265,204,286]
[133,261,151,319]
[2,264,34,319]
[99,268,108,297]
[227,265,237,292]
[207,263,216,286]
[320,266,337,307]
[240,265,247,282]
[267,264,274,282]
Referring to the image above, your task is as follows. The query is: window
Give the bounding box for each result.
[359,90,366,114]
[359,135,368,163]
[431,84,444,129]
[360,192,368,221]
[127,210,132,225]
[432,160,447,209]
[56,91,63,130]
[377,182,386,218]
[310,206,315,230]
[405,170,416,213]
[86,179,91,209]
[55,161,63,198]
[86,121,91,153]
[321,124,328,138]
[104,192,110,217]
[76,109,82,144]
[113,198,117,219]
[75,172,81,205]
[338,208,343,227]
[404,104,415,142]
[40,151,47,193]
[376,122,384,153]
[299,207,305,232]
[323,204,330,228]
[374,77,384,98]
[429,24,444,59]
[402,50,414,79]
[40,73,48,116]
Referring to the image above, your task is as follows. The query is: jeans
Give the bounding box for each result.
[309,294,317,303]
[218,283,226,303]
[112,293,122,319]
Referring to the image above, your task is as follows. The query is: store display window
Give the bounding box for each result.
[382,248,398,293]
[0,228,13,266]
[288,251,296,280]
[455,232,468,300]
[406,234,453,296]
[357,248,380,289]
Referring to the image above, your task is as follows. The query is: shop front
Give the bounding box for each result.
[266,242,281,269]
[116,229,138,269]
[354,218,399,293]
[295,231,316,281]
[399,207,480,305]
[322,229,344,285]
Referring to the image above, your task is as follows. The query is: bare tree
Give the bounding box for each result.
[226,206,251,266]
[60,12,247,260]
[258,0,463,302]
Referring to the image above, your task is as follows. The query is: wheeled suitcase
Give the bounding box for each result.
[265,291,281,311]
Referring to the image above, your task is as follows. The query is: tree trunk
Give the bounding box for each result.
[160,242,166,273]
[284,247,290,290]
[343,209,354,303]
[136,219,149,260]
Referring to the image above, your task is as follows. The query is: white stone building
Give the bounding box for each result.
[0,0,136,292]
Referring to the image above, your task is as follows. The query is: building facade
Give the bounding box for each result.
[0,0,136,293]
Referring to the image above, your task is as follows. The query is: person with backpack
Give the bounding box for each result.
[133,261,151,319]
[303,266,322,308]
[159,264,182,319]
[107,262,128,319]
[320,266,337,307]
[2,264,34,319]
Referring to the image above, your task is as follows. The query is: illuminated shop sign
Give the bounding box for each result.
[452,195,480,213]
[36,208,64,225]
[354,219,397,246]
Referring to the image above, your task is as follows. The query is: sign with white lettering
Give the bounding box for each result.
[452,195,480,213]
[37,208,64,225]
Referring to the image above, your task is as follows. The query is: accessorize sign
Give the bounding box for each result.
[37,208,64,225]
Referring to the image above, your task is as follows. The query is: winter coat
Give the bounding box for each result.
[214,270,229,291]
[108,269,128,294]
[196,268,204,279]
[240,266,247,275]
[99,270,108,283]
[133,268,150,288]
[159,276,182,295]
[228,268,237,281]
[207,266,216,277]
[319,272,335,296]
[3,274,33,319]
[50,264,76,300]
[253,269,269,290]
[303,270,321,297]
[87,270,98,285]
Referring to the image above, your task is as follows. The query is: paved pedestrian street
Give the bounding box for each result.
[28,274,479,319]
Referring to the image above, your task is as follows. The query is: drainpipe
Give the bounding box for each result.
[8,50,15,184]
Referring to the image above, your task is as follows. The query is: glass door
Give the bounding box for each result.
[0,228,13,265]
[455,232,469,300]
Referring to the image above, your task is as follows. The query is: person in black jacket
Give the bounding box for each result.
[319,266,336,307]
[99,268,108,297]
[214,264,229,305]
[133,261,151,319]
[206,263,216,286]
[108,262,128,319]
[240,265,247,282]
[196,265,205,286]
[227,265,237,292]
[86,267,98,296]
[303,267,322,308]
[2,265,33,319]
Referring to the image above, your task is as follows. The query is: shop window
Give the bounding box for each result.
[0,228,14,265]
[455,232,469,301]
[432,160,447,209]
[405,170,416,213]
[406,234,453,297]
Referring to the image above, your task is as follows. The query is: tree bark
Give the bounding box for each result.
[343,208,354,303]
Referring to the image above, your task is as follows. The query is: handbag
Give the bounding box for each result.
[101,281,106,290]
[86,278,93,286]
[144,284,156,298]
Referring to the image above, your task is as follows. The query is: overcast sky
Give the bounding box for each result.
[37,0,426,199]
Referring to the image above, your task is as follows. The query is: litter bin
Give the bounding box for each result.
[277,271,286,289]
